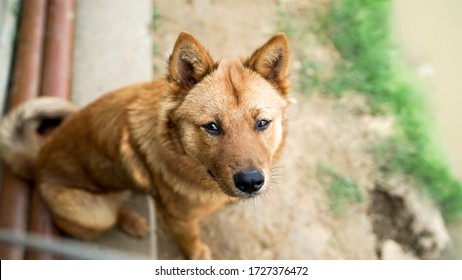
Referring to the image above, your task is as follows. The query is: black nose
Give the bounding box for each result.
[233,169,265,194]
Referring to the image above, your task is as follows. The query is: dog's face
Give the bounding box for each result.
[168,32,291,198]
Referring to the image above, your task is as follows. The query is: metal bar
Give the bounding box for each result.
[0,229,150,260]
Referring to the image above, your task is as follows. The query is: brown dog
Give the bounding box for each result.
[0,32,291,259]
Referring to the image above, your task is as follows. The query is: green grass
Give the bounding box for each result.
[317,164,364,214]
[280,0,462,220]
[324,0,462,220]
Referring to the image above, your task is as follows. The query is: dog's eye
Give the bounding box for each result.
[203,122,221,135]
[256,119,271,131]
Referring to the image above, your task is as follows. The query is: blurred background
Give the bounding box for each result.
[393,0,462,182]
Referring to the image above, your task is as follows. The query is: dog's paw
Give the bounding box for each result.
[117,208,150,238]
[190,243,213,260]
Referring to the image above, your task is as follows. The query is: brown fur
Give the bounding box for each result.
[0,32,291,259]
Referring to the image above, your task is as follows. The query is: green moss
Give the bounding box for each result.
[151,6,161,31]
[317,164,364,214]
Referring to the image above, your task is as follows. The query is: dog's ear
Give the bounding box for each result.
[168,32,216,88]
[244,33,290,95]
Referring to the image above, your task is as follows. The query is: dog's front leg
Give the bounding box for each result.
[160,211,212,260]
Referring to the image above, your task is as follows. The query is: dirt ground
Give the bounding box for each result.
[152,0,450,259]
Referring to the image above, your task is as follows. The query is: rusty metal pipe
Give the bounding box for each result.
[26,0,76,260]
[0,0,48,260]
[40,0,76,99]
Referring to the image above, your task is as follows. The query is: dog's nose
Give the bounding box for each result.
[233,169,265,194]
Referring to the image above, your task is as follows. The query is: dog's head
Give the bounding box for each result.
[167,32,291,198]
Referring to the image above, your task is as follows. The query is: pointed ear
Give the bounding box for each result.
[244,33,290,84]
[168,32,216,87]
